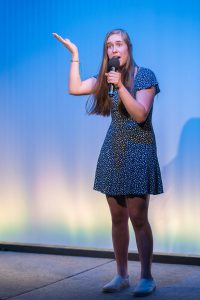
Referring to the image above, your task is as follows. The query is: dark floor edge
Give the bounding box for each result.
[0,242,200,266]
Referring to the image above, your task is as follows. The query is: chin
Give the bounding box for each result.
[120,62,125,68]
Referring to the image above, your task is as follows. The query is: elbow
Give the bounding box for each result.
[68,88,80,95]
[133,112,148,123]
[69,90,75,95]
[137,116,147,123]
[68,83,81,95]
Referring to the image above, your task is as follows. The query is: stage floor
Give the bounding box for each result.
[0,251,200,299]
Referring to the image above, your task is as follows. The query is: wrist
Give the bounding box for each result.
[118,83,125,91]
[72,52,79,61]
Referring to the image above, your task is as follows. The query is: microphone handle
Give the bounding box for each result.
[108,66,116,97]
[108,83,115,97]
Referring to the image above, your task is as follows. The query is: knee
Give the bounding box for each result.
[111,212,128,227]
[130,214,147,229]
[132,218,145,229]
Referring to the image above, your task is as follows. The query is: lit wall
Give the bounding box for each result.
[0,0,200,255]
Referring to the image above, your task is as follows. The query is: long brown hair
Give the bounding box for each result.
[86,29,136,117]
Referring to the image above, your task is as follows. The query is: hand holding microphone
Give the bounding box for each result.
[105,57,122,97]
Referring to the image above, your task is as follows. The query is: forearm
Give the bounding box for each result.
[118,85,147,122]
[68,52,82,94]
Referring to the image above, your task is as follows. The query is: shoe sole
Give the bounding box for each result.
[133,285,156,297]
[102,283,130,293]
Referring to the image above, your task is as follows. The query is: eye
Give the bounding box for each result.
[107,43,112,49]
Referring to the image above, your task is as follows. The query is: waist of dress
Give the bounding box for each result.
[108,121,156,144]
[110,118,152,129]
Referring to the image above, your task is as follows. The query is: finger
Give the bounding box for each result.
[108,76,118,81]
[107,78,116,84]
[107,72,119,77]
[52,33,63,41]
[52,33,61,39]
[52,33,66,43]
[109,71,118,75]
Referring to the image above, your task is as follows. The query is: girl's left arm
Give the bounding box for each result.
[118,85,156,122]
[106,70,155,122]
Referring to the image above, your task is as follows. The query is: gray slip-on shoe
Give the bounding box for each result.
[102,274,130,293]
[133,278,156,297]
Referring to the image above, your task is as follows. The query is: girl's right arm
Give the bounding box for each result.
[52,33,97,95]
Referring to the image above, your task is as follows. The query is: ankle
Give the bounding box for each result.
[141,275,153,280]
[117,273,129,279]
[117,267,128,278]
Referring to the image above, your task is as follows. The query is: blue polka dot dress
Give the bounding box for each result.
[93,67,164,196]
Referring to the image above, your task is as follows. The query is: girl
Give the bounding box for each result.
[53,29,163,297]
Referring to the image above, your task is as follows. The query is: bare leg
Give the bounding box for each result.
[126,195,153,279]
[106,195,129,278]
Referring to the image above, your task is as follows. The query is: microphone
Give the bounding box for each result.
[107,57,120,97]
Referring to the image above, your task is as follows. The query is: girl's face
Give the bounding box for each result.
[106,33,129,67]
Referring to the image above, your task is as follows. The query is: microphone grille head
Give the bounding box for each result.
[108,57,120,71]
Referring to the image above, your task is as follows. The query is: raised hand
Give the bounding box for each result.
[52,33,78,55]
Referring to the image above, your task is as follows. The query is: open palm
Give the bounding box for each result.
[52,33,77,54]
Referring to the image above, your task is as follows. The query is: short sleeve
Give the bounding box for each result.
[93,74,98,79]
[134,68,160,95]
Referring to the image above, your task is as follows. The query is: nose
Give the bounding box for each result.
[112,45,117,53]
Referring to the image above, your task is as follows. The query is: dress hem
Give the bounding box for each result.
[93,187,164,196]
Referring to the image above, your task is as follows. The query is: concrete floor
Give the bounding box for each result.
[0,251,200,300]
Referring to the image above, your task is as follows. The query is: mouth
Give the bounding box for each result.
[113,55,121,59]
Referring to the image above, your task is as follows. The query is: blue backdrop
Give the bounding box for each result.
[0,0,200,255]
